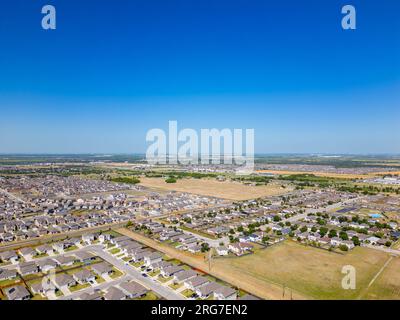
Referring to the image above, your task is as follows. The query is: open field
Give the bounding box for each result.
[214,241,391,300]
[138,177,292,200]
[361,256,400,299]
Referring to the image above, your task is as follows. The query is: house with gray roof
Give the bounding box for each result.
[173,269,197,283]
[119,281,148,299]
[184,276,210,290]
[5,285,31,300]
[53,273,76,288]
[18,261,38,276]
[104,286,126,300]
[0,268,17,281]
[73,269,96,284]
[91,262,113,276]
[37,258,57,272]
[214,285,237,300]
[0,250,19,263]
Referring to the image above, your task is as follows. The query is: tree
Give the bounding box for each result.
[125,220,134,228]
[339,244,349,252]
[165,177,177,183]
[352,236,360,246]
[339,232,349,241]
[201,243,210,252]
[328,229,337,238]
[273,216,281,222]
[300,226,308,233]
[262,236,269,243]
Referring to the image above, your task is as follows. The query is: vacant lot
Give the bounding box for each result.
[138,177,292,200]
[213,241,390,300]
[361,256,400,299]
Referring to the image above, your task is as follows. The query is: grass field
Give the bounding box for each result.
[361,256,400,299]
[139,177,292,200]
[214,241,391,300]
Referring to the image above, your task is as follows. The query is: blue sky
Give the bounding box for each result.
[0,0,399,154]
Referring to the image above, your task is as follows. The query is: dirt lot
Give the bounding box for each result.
[138,177,292,200]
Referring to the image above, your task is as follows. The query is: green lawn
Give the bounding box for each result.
[148,270,160,277]
[110,268,123,279]
[70,283,91,292]
[169,282,183,290]
[181,289,194,298]
[137,291,158,300]
[109,248,121,255]
[31,294,48,300]
[65,245,79,252]
[131,261,144,268]
[157,275,172,283]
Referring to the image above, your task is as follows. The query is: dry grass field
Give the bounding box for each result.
[118,228,394,300]
[138,177,292,200]
[213,241,391,300]
[361,256,400,299]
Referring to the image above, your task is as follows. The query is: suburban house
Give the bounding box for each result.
[216,246,229,256]
[91,262,114,277]
[37,259,57,272]
[73,252,96,264]
[214,286,237,300]
[5,285,31,300]
[77,292,102,300]
[160,265,185,278]
[53,255,75,267]
[0,268,17,281]
[35,244,54,256]
[184,276,210,290]
[73,269,96,284]
[53,274,76,288]
[30,281,55,297]
[228,242,253,256]
[82,233,99,245]
[196,281,221,298]
[173,269,197,283]
[149,260,172,271]
[104,286,126,300]
[119,281,148,299]
[0,250,19,264]
[98,233,112,243]
[18,262,38,276]
[18,247,37,260]
[143,252,163,267]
